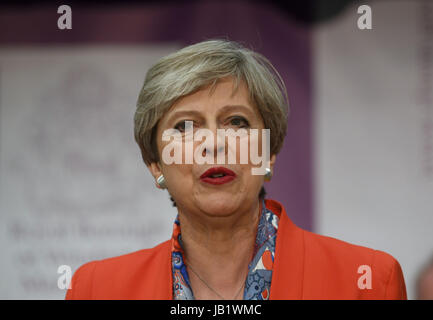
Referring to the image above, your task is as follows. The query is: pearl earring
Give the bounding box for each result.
[264,168,272,182]
[156,174,167,189]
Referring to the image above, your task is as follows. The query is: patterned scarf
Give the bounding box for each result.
[171,198,279,300]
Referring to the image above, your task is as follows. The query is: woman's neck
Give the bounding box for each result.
[177,200,261,299]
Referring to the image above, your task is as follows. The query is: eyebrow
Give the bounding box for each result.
[167,105,255,123]
[220,104,255,116]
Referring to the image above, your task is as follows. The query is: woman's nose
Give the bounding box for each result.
[203,141,225,159]
[200,125,227,161]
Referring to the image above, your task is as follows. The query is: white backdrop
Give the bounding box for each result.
[0,45,180,299]
[314,0,433,299]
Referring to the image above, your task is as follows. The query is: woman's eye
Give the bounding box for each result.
[229,116,249,128]
[174,120,193,132]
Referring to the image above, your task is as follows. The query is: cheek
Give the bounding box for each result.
[238,171,263,201]
[163,162,191,181]
[162,164,194,199]
[241,167,264,187]
[158,136,192,184]
[250,129,266,156]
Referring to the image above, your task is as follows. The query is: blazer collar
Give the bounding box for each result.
[267,199,305,299]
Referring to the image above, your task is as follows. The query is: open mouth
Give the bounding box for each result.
[200,167,236,185]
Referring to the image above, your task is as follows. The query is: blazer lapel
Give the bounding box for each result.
[144,240,173,300]
[267,199,305,300]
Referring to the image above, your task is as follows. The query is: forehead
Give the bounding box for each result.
[161,77,259,120]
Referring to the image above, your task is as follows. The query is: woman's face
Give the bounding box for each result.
[148,77,276,218]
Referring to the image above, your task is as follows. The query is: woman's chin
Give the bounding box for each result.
[194,193,241,218]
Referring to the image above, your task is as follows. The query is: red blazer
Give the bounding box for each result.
[65,199,407,299]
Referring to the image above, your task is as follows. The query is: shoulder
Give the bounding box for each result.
[301,229,407,299]
[90,240,171,271]
[268,198,406,299]
[65,240,171,300]
[303,228,386,263]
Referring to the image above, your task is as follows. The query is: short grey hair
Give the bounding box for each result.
[134,39,289,166]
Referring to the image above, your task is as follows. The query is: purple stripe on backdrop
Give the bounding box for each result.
[0,1,313,231]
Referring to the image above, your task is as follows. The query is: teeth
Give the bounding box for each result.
[211,173,224,178]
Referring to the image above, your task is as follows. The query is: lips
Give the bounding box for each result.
[200,167,236,185]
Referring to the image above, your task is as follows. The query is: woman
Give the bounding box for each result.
[65,39,406,300]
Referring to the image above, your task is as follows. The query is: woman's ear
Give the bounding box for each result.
[269,154,276,171]
[147,162,163,186]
